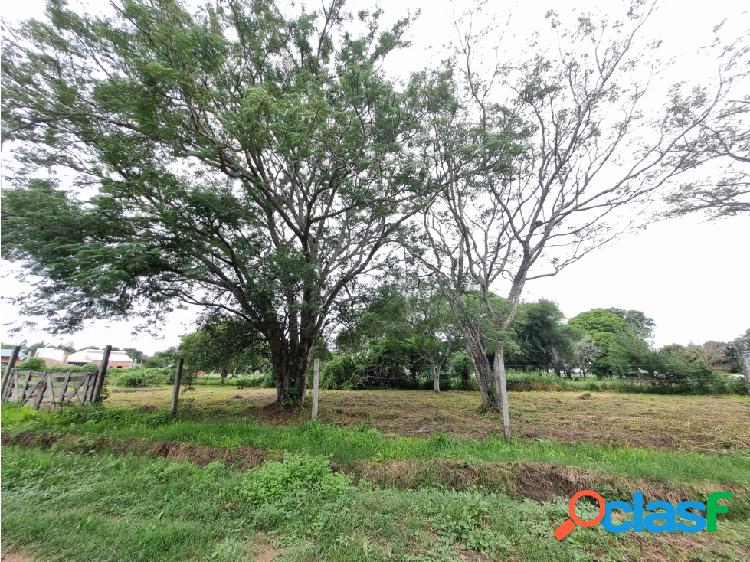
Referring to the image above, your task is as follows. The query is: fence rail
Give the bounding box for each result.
[1,369,100,408]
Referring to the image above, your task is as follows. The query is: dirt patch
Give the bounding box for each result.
[3,430,58,449]
[144,440,263,469]
[1,552,35,562]
[343,458,744,508]
[251,532,286,562]
[243,401,304,425]
[2,431,264,470]
[253,544,286,562]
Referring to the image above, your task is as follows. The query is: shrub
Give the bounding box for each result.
[237,454,350,507]
[233,372,268,388]
[16,357,46,370]
[110,368,172,387]
[46,363,99,373]
[449,352,475,390]
[320,355,360,389]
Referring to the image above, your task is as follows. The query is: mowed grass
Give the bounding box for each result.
[2,387,750,561]
[3,403,750,486]
[106,386,750,453]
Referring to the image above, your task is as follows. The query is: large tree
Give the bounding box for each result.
[1,0,436,406]
[414,2,729,438]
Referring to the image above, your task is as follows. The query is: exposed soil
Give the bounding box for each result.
[1,552,35,562]
[342,458,709,504]
[253,543,286,562]
[2,431,264,470]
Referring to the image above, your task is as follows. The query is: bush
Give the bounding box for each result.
[46,363,99,373]
[237,454,350,507]
[110,368,172,387]
[320,355,361,389]
[233,372,268,388]
[449,352,475,390]
[16,357,46,370]
[501,369,747,395]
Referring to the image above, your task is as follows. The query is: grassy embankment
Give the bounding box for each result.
[2,387,749,561]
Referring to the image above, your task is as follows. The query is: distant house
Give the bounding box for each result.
[1,348,27,366]
[67,349,134,369]
[33,347,67,365]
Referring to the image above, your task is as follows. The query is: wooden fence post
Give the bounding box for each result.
[33,372,49,409]
[312,358,320,419]
[171,357,184,416]
[92,345,112,403]
[1,345,21,401]
[59,371,72,408]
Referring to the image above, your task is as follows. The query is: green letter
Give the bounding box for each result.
[706,492,732,532]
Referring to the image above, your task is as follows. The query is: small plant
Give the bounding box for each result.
[238,454,351,507]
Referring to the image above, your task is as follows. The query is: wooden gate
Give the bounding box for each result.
[1,370,100,408]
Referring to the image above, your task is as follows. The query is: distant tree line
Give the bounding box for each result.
[149,280,746,393]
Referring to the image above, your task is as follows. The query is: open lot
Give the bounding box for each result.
[2,387,749,561]
[106,386,750,453]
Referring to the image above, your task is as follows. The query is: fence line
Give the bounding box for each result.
[1,369,100,408]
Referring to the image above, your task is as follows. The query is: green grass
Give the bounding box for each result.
[8,445,744,562]
[3,404,749,486]
[3,393,750,561]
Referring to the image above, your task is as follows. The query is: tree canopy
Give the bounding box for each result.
[2,0,437,406]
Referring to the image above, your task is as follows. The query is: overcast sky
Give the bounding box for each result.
[1,0,748,354]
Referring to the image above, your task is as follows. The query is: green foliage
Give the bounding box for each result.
[334,281,461,389]
[0,445,667,562]
[143,347,179,368]
[16,357,46,370]
[232,372,271,389]
[569,309,651,377]
[110,368,172,387]
[508,300,582,372]
[320,355,360,390]
[237,454,350,508]
[503,370,746,395]
[449,351,474,390]
[4,403,749,485]
[1,0,434,405]
[179,315,268,376]
[45,363,99,373]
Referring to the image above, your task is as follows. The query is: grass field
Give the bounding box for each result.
[2,386,749,561]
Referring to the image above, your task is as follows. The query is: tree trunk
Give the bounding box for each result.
[461,369,471,390]
[458,326,493,409]
[492,346,511,441]
[220,366,227,385]
[269,332,312,408]
[432,364,440,393]
[469,351,493,409]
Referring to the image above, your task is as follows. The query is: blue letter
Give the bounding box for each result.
[644,501,676,533]
[676,501,706,533]
[601,500,632,533]
[631,492,645,532]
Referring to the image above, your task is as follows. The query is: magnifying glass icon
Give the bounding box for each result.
[553,490,606,540]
